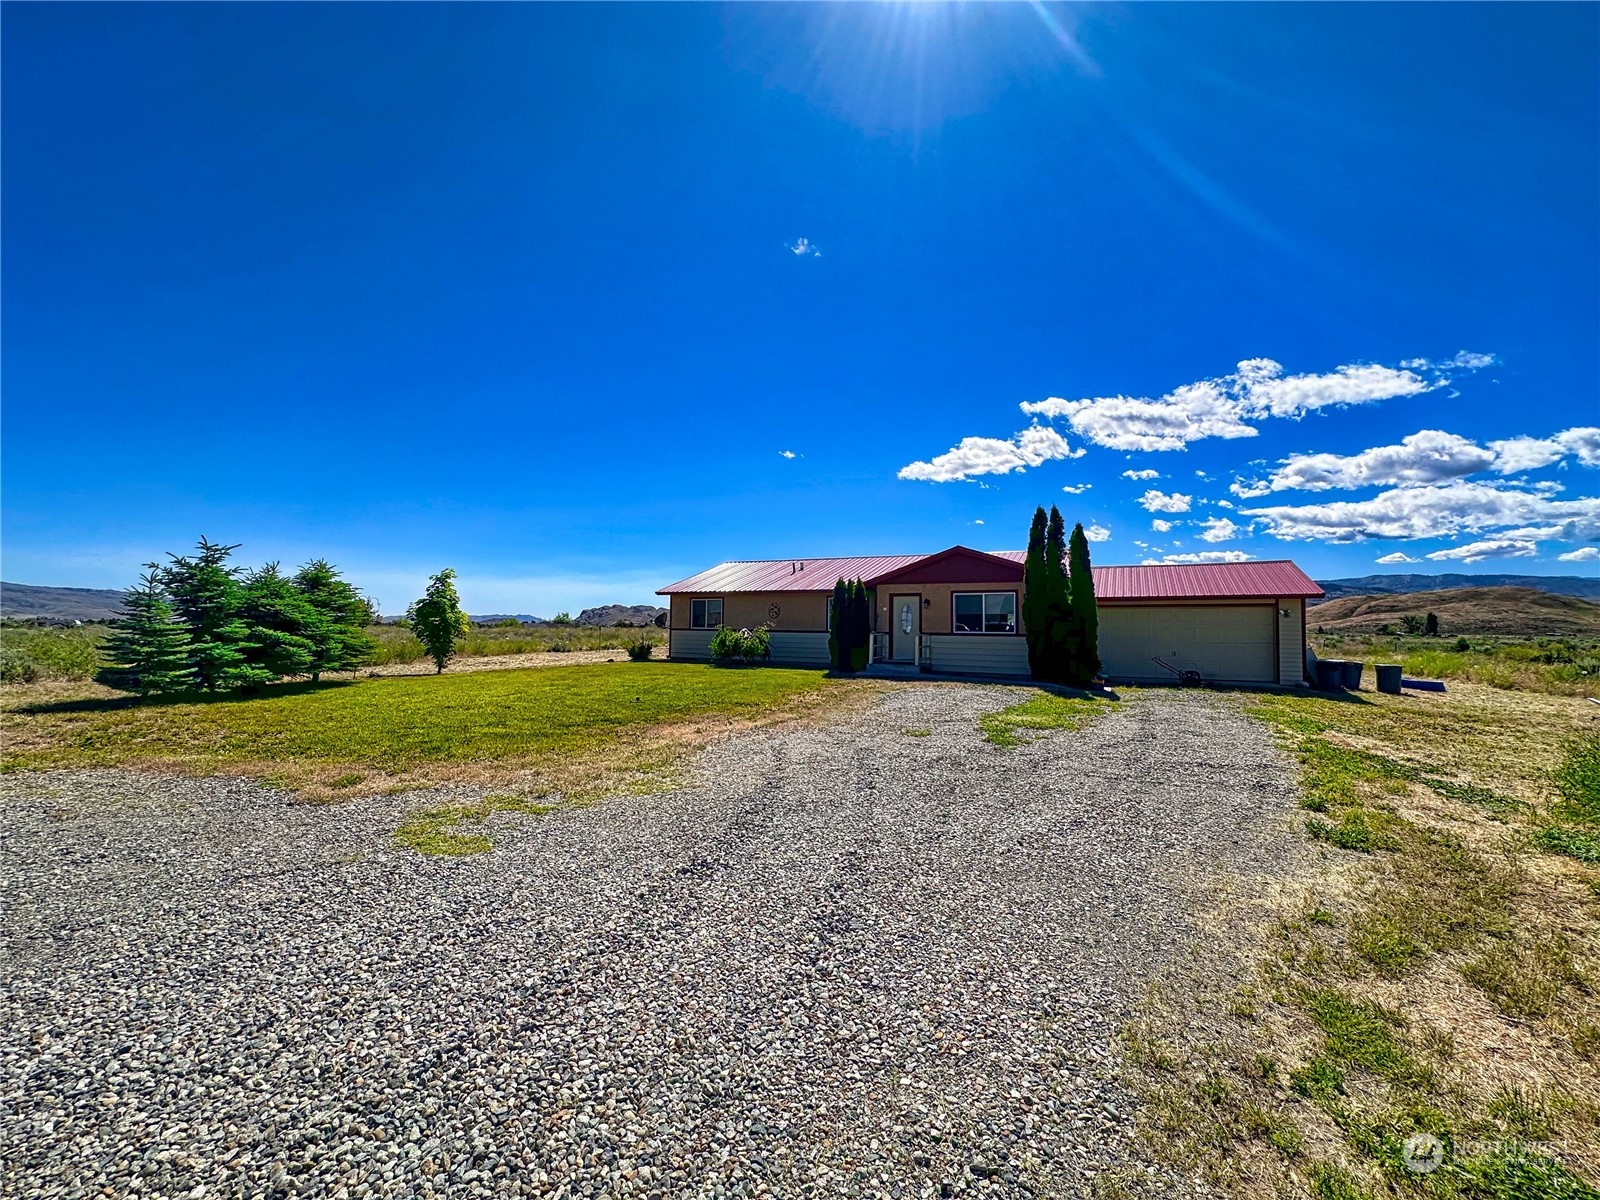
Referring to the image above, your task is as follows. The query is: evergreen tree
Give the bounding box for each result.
[1041,506,1073,683]
[829,578,849,671]
[848,579,872,672]
[161,537,260,690]
[1022,507,1049,677]
[293,558,377,680]
[95,567,195,696]
[1424,611,1440,638]
[238,563,323,681]
[1066,522,1101,685]
[407,568,469,674]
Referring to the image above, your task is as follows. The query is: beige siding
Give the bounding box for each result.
[1099,602,1277,683]
[668,592,828,632]
[1277,598,1305,685]
[926,635,1030,677]
[874,582,1024,636]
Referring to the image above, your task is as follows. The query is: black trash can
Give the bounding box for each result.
[1314,659,1345,691]
[1340,660,1364,690]
[1376,664,1402,695]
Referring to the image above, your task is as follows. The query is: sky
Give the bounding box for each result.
[3,3,1597,615]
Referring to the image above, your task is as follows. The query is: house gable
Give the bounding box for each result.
[865,545,1024,587]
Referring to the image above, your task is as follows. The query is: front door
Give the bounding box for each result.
[890,593,921,662]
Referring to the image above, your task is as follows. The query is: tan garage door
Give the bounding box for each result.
[1099,604,1276,683]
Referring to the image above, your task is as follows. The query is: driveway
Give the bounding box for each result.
[0,686,1300,1199]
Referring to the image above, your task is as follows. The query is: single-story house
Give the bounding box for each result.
[656,546,1324,687]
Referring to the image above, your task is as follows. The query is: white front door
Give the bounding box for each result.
[890,594,921,662]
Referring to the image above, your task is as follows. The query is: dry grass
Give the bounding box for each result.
[1118,682,1600,1197]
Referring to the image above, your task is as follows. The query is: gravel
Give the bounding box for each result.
[1,685,1300,1199]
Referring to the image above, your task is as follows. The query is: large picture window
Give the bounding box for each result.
[690,598,723,629]
[953,591,1017,634]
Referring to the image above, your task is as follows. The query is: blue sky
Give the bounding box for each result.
[3,3,1596,614]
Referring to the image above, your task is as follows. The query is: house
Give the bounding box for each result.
[656,546,1323,686]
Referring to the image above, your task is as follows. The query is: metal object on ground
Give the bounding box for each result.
[1401,677,1447,693]
[1151,656,1204,686]
[1340,660,1364,690]
[1376,664,1402,695]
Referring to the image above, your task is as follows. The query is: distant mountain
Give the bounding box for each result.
[469,614,548,625]
[577,604,666,626]
[1313,573,1600,603]
[1308,586,1600,638]
[1,581,128,623]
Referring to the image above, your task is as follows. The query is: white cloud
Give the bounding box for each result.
[1557,546,1600,562]
[1141,550,1254,565]
[1216,499,1235,509]
[1085,524,1111,542]
[1375,552,1419,564]
[1195,470,1213,480]
[788,237,821,257]
[778,450,798,459]
[1019,355,1466,453]
[1401,351,1496,371]
[1242,482,1600,544]
[1232,425,1600,498]
[1150,519,1174,532]
[1061,482,1093,494]
[1122,469,1161,481]
[1425,535,1543,564]
[1196,517,1243,543]
[1139,489,1193,513]
[897,424,1081,483]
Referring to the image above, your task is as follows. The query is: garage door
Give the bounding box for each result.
[1099,604,1276,683]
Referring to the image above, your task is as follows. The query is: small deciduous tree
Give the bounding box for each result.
[96,567,195,697]
[407,569,470,673]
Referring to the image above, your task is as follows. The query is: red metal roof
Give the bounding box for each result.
[659,551,1321,600]
[1093,560,1323,600]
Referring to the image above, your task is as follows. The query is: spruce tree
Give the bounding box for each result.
[96,567,195,696]
[161,537,260,690]
[829,579,849,671]
[407,568,469,674]
[293,558,377,680]
[238,564,322,681]
[1066,522,1101,685]
[1042,506,1072,683]
[1022,507,1049,677]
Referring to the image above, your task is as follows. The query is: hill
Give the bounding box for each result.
[1,582,127,623]
[1314,572,1600,602]
[1307,586,1600,638]
[577,604,666,626]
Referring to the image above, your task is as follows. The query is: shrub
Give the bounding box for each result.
[627,641,654,661]
[709,625,771,664]
[1552,732,1600,823]
[1454,636,1471,652]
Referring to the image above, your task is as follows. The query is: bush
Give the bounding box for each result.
[627,641,654,661]
[709,625,771,664]
[1454,637,1471,652]
[1552,732,1600,824]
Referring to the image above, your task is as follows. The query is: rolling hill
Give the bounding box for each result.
[1307,587,1600,638]
[1,582,127,623]
[1314,572,1600,602]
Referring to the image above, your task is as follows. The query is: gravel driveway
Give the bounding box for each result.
[1,685,1299,1200]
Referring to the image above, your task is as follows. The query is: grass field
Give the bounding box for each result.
[1120,682,1600,1198]
[0,623,106,683]
[1,662,842,807]
[1309,631,1600,696]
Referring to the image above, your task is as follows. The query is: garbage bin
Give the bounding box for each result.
[1340,660,1364,690]
[1314,659,1346,691]
[1376,664,1402,695]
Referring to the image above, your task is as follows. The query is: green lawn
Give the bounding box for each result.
[3,662,835,796]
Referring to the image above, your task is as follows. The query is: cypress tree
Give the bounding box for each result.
[238,563,323,681]
[161,537,261,690]
[829,579,848,671]
[1022,507,1049,678]
[1066,522,1101,686]
[293,558,377,680]
[96,567,195,696]
[848,579,871,672]
[1042,506,1072,683]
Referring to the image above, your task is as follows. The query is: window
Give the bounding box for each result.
[953,591,1017,634]
[690,598,723,629]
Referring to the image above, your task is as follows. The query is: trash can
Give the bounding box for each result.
[1314,659,1346,691]
[1376,664,1402,695]
[1340,660,1364,690]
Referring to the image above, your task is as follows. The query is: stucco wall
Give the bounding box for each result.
[668,591,829,632]
[874,581,1026,636]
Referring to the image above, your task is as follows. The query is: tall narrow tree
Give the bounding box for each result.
[848,579,872,671]
[1022,507,1049,677]
[1066,522,1101,685]
[161,537,259,690]
[829,578,849,671]
[407,568,469,674]
[96,567,195,697]
[1042,506,1073,682]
